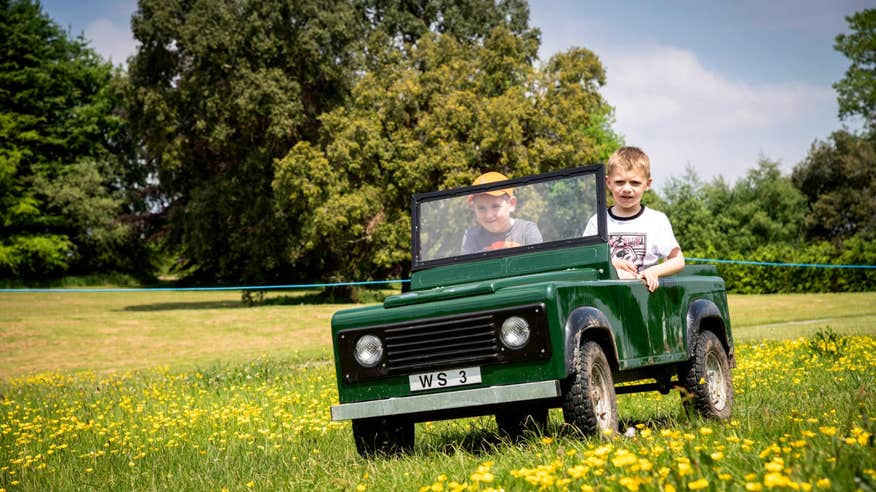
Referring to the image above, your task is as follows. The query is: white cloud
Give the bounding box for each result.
[85,18,137,66]
[599,45,838,188]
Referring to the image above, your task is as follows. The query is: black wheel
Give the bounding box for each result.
[562,341,618,436]
[352,417,414,457]
[681,330,733,419]
[495,406,549,440]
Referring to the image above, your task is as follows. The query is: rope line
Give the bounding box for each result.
[1,258,873,293]
[686,257,876,269]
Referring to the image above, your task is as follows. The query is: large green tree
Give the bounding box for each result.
[795,8,876,244]
[834,8,876,129]
[273,28,620,291]
[125,0,559,284]
[125,0,364,283]
[0,0,149,280]
[792,130,876,242]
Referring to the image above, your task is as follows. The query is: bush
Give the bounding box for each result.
[690,234,876,293]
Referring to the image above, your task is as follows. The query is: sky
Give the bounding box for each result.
[40,0,870,189]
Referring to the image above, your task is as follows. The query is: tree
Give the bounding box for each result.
[125,0,557,284]
[660,160,807,260]
[792,130,876,242]
[834,8,876,129]
[0,0,150,280]
[704,160,805,255]
[125,0,363,283]
[660,167,721,255]
[273,27,620,295]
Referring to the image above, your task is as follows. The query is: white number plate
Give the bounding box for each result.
[409,367,481,392]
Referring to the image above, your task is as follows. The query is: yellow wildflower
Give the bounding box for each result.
[818,426,836,436]
[618,476,641,491]
[687,478,708,490]
[612,450,638,467]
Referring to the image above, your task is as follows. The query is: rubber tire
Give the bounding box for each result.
[495,406,549,440]
[352,417,414,457]
[562,341,618,436]
[681,330,734,420]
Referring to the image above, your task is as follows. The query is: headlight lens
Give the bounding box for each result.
[354,334,384,367]
[500,316,530,349]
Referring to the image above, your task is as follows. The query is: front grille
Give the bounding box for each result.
[384,314,499,373]
[337,303,550,384]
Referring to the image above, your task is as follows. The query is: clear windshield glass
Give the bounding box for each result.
[416,170,602,264]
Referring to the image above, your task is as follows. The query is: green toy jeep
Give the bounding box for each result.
[330,165,734,456]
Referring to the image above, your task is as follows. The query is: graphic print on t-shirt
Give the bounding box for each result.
[609,233,646,268]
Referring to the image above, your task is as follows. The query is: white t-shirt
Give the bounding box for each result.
[583,206,680,271]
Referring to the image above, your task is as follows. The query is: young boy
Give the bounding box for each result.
[462,171,543,254]
[584,147,684,292]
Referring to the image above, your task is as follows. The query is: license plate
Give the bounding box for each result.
[409,367,481,392]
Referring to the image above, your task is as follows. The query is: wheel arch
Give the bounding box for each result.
[686,299,734,364]
[563,307,619,377]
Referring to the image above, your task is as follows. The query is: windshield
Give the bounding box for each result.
[413,166,605,269]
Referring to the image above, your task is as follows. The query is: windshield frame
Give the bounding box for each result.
[411,165,608,272]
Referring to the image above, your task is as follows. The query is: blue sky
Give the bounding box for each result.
[41,0,870,188]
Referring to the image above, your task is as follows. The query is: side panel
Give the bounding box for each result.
[556,281,652,369]
[556,276,730,371]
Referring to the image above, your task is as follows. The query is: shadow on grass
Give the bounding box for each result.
[419,413,690,456]
[121,300,245,311]
[119,290,365,311]
[420,425,505,456]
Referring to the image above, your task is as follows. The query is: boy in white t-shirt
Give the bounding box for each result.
[584,147,685,292]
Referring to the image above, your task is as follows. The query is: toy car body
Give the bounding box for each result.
[330,165,735,456]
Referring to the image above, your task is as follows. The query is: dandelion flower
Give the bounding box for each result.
[687,478,708,490]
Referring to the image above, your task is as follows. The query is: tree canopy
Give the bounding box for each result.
[792,130,876,242]
[126,0,619,286]
[834,8,876,129]
[5,0,874,295]
[273,28,619,290]
[0,0,149,280]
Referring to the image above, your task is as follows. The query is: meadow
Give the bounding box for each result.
[1,290,874,491]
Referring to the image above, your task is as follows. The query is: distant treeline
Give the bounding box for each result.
[1,1,874,296]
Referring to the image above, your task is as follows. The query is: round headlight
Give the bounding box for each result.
[500,316,530,349]
[354,334,384,367]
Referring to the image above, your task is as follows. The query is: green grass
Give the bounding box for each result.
[729,292,876,340]
[0,290,353,377]
[1,291,874,491]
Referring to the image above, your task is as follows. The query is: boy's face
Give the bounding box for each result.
[606,168,652,216]
[471,193,516,234]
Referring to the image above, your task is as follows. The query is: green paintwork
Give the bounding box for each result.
[331,241,733,408]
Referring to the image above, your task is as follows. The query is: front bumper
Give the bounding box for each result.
[331,379,561,421]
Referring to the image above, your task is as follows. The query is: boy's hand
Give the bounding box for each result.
[611,258,638,277]
[637,270,660,292]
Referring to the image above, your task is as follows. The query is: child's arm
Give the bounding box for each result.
[638,247,684,292]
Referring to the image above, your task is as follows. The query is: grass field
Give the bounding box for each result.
[1,290,875,491]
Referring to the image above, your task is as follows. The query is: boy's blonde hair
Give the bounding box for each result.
[607,146,651,178]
